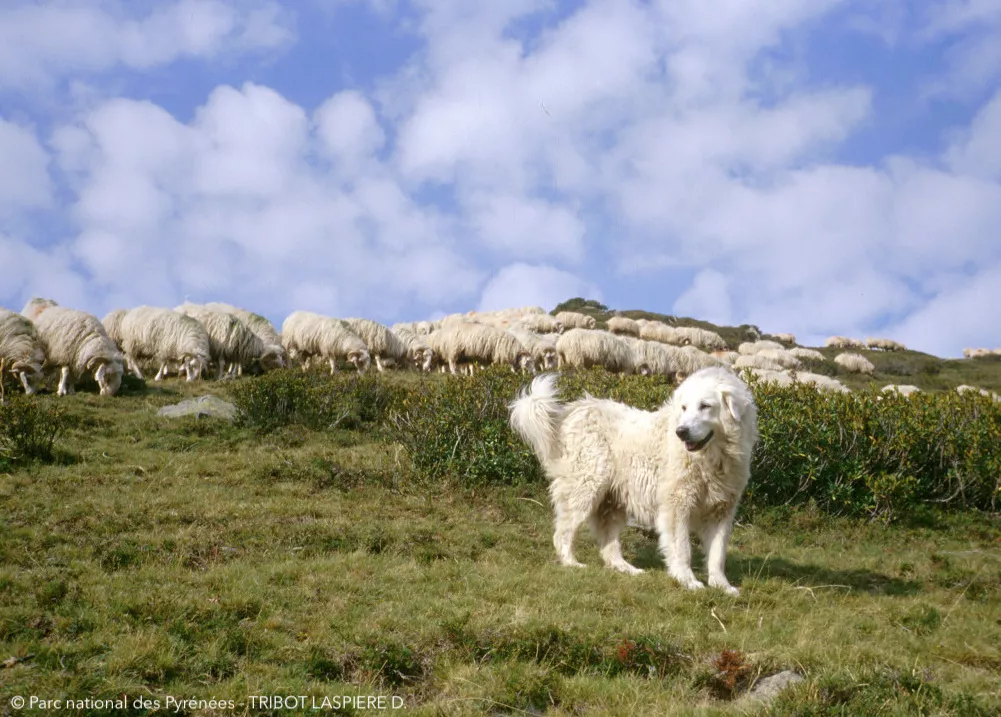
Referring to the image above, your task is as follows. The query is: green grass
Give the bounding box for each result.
[2,373,1001,716]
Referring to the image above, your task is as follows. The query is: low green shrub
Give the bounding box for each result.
[0,395,65,469]
[228,369,400,433]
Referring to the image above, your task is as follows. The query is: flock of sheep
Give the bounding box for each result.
[1,299,997,401]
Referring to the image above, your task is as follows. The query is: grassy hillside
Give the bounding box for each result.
[2,366,1000,715]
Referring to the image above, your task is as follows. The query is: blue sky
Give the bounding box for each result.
[1,0,1000,357]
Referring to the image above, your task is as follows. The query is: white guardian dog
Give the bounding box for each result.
[509,366,758,595]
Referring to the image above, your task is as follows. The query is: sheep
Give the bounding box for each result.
[638,321,680,345]
[789,347,826,362]
[554,311,596,330]
[607,316,640,337]
[518,313,564,334]
[175,303,283,379]
[962,348,992,358]
[712,350,740,366]
[834,352,876,375]
[0,308,46,394]
[428,323,534,375]
[826,336,865,349]
[754,348,803,370]
[738,340,786,355]
[507,326,558,372]
[866,337,906,352]
[555,329,633,373]
[790,371,850,393]
[674,326,728,351]
[620,337,679,376]
[27,304,124,396]
[392,326,435,371]
[102,309,128,350]
[957,385,1001,401]
[118,307,212,381]
[734,353,788,372]
[201,302,287,367]
[282,311,371,374]
[344,318,409,372]
[21,297,58,322]
[881,384,921,397]
[771,333,796,345]
[743,367,795,387]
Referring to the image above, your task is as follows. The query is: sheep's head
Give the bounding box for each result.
[418,348,434,372]
[95,359,123,396]
[11,360,45,395]
[348,350,371,373]
[260,345,285,372]
[542,350,558,371]
[516,352,535,373]
[184,355,209,381]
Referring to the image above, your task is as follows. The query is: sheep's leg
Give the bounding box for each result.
[19,372,36,395]
[57,366,73,396]
[154,363,168,381]
[329,358,338,375]
[375,355,384,372]
[449,359,458,375]
[126,355,144,380]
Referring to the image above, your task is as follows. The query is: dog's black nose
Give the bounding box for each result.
[675,426,690,441]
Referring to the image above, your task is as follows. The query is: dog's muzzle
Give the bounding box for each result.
[676,426,714,452]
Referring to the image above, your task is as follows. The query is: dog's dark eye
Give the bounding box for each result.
[699,403,709,410]
[681,405,687,411]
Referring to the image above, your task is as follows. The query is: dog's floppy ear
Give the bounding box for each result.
[718,385,745,422]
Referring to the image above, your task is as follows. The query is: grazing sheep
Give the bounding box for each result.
[834,352,875,375]
[175,303,283,378]
[0,308,46,394]
[638,321,680,345]
[734,354,788,372]
[118,307,212,381]
[744,367,795,387]
[713,350,740,366]
[956,385,1001,401]
[101,309,128,350]
[607,316,640,337]
[282,311,371,374]
[738,340,786,355]
[674,326,728,352]
[554,311,596,330]
[507,326,558,372]
[344,317,409,372]
[621,337,681,377]
[881,384,921,397]
[28,304,124,396]
[391,326,435,371]
[826,336,865,349]
[21,297,58,322]
[790,371,850,393]
[866,337,906,352]
[201,302,287,367]
[519,313,564,334]
[771,333,796,345]
[963,348,992,358]
[555,329,633,373]
[789,347,826,362]
[426,323,533,375]
[754,348,803,370]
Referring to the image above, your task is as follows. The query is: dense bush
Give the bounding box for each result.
[747,379,1001,518]
[228,369,400,433]
[0,395,65,469]
[227,365,1001,518]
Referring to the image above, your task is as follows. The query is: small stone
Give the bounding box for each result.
[156,395,238,421]
[744,670,804,703]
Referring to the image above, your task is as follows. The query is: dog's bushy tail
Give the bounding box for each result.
[508,372,564,465]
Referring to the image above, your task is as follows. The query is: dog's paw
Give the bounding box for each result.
[562,559,587,568]
[708,578,740,596]
[613,563,644,576]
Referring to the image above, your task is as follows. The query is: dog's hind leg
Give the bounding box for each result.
[552,504,588,568]
[656,505,705,590]
[590,504,643,575]
[700,507,739,596]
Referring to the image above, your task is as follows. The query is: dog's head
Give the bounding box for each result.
[672,367,754,452]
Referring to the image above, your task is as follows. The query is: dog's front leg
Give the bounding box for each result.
[657,505,704,590]
[701,507,739,596]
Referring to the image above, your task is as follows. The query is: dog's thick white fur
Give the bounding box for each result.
[509,366,758,595]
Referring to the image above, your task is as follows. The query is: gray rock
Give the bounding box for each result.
[157,395,238,421]
[744,670,804,704]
